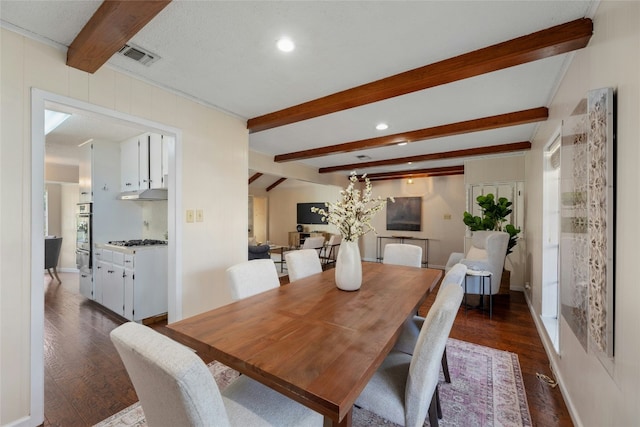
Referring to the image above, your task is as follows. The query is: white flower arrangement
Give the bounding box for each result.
[311,172,393,242]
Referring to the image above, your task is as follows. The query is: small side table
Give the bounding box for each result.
[464,270,493,319]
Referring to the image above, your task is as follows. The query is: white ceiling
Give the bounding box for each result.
[1,0,597,186]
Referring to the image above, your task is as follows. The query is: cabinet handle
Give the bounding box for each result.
[81,192,88,195]
[125,182,132,186]
[125,260,131,264]
[97,266,101,269]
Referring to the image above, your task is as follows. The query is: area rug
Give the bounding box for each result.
[95,338,531,427]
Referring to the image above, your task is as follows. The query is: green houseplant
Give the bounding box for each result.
[463,193,521,295]
[463,193,521,255]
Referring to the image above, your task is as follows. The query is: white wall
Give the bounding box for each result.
[0,28,247,425]
[525,1,640,425]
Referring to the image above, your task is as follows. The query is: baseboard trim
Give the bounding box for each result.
[523,291,583,427]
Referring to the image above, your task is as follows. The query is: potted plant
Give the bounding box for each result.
[462,193,521,293]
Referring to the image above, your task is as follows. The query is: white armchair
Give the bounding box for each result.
[445,230,509,295]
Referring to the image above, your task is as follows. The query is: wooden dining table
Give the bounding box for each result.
[166,262,442,427]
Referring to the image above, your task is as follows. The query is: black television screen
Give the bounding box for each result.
[297,202,328,225]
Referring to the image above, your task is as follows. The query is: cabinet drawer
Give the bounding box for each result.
[112,251,125,266]
[123,254,134,269]
[97,249,113,262]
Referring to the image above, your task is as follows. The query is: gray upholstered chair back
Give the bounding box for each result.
[44,236,62,269]
[382,243,422,268]
[285,249,322,282]
[405,285,463,427]
[226,259,280,300]
[110,322,232,427]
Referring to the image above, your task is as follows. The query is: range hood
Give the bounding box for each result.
[118,188,168,201]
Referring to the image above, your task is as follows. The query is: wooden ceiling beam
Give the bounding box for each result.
[67,0,172,73]
[248,172,263,184]
[363,166,465,182]
[319,141,531,174]
[275,108,546,162]
[247,18,592,133]
[266,178,287,192]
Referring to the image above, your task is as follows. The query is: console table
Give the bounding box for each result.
[376,235,430,267]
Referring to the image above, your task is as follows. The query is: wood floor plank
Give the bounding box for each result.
[43,271,572,426]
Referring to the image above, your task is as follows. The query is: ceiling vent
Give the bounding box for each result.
[118,43,160,66]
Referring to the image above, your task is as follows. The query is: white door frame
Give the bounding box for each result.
[29,88,183,426]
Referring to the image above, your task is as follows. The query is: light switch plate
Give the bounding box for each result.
[186,209,194,223]
[196,209,204,222]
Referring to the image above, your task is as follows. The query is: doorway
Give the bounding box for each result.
[31,89,183,424]
[542,131,561,352]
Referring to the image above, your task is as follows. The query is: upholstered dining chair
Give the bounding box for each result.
[393,262,467,383]
[285,249,322,283]
[226,259,280,301]
[45,236,63,283]
[300,236,325,253]
[111,322,323,427]
[319,234,342,267]
[355,285,464,427]
[382,243,422,268]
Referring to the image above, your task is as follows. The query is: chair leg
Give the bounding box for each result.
[441,347,451,383]
[428,389,439,427]
[436,385,442,419]
[47,268,54,281]
[52,267,61,283]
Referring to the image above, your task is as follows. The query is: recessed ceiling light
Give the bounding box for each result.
[277,37,295,52]
[407,161,413,165]
[397,142,408,146]
[375,123,388,131]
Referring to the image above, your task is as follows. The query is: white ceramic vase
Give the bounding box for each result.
[335,239,362,291]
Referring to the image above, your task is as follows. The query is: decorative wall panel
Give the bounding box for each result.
[560,88,615,368]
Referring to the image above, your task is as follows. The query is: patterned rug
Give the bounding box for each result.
[96,338,531,427]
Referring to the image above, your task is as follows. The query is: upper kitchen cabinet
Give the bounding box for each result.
[78,144,92,203]
[121,133,169,192]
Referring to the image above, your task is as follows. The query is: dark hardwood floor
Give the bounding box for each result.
[43,270,572,426]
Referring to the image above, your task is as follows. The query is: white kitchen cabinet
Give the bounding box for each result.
[93,244,167,322]
[102,264,125,316]
[78,144,92,202]
[121,132,167,191]
[79,270,92,300]
[120,136,139,192]
[148,133,163,189]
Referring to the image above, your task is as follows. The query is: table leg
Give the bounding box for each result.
[324,408,352,427]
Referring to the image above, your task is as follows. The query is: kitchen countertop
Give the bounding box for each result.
[96,243,168,254]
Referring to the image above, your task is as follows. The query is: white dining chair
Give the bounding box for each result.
[111,322,323,427]
[226,259,280,301]
[355,285,463,427]
[382,243,422,268]
[394,262,467,382]
[285,249,323,282]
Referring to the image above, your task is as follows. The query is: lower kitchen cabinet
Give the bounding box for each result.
[93,245,167,322]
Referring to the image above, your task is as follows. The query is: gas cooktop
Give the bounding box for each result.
[108,239,168,247]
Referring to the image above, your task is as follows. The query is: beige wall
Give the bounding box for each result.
[266,175,466,269]
[267,181,342,245]
[1,28,247,424]
[45,163,78,183]
[362,175,466,268]
[45,183,62,237]
[525,1,640,425]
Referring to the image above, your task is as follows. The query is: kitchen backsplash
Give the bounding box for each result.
[142,200,168,240]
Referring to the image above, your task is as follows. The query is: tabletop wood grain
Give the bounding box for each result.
[167,262,442,426]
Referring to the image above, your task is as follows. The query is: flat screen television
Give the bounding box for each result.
[297,202,328,225]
